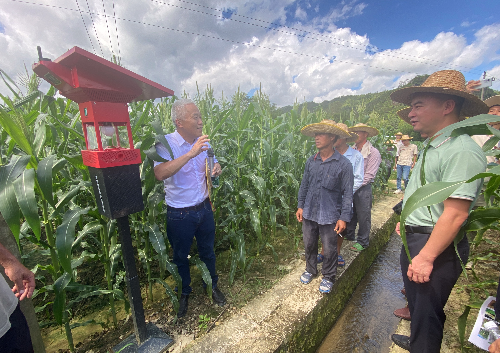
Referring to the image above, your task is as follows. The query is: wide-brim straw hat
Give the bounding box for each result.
[395,132,403,136]
[348,123,379,137]
[485,95,500,108]
[390,70,488,118]
[401,135,412,140]
[397,107,412,125]
[301,119,351,138]
[335,122,358,143]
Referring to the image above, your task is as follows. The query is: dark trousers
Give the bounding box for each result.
[344,183,372,248]
[166,199,218,295]
[302,218,338,281]
[401,232,469,353]
[0,304,34,353]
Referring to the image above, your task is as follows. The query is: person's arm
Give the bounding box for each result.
[394,156,398,170]
[154,135,210,181]
[363,148,382,185]
[407,197,470,283]
[411,154,417,168]
[336,163,354,233]
[353,154,364,193]
[0,243,35,301]
[296,159,311,222]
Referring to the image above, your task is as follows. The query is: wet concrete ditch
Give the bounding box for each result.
[182,194,400,353]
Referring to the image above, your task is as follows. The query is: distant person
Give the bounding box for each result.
[471,95,500,164]
[317,122,364,267]
[0,242,35,353]
[393,135,417,194]
[344,123,382,252]
[390,70,488,352]
[154,98,226,318]
[296,120,354,294]
[394,132,404,150]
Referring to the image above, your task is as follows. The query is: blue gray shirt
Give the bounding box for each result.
[298,150,354,225]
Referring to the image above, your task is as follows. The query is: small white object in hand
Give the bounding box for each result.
[19,290,25,294]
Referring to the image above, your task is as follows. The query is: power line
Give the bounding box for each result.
[85,0,104,56]
[73,0,97,55]
[152,0,486,76]
[101,0,114,57]
[10,0,491,77]
[112,2,121,62]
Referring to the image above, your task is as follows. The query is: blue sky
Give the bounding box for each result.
[1,0,499,105]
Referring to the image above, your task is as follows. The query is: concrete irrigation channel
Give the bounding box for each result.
[178,194,402,353]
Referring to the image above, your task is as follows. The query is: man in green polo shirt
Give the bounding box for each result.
[389,70,489,352]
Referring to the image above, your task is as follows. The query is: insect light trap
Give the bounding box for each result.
[33,46,174,353]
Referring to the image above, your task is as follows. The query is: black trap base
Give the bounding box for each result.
[112,323,173,353]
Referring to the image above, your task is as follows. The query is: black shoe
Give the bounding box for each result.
[177,294,189,318]
[211,287,226,306]
[391,334,410,351]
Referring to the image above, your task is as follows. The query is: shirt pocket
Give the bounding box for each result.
[322,167,341,191]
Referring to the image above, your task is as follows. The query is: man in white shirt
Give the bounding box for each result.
[154,99,226,318]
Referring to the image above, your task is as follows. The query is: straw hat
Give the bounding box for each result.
[335,122,358,143]
[395,132,403,136]
[485,95,500,108]
[348,123,379,137]
[401,135,412,140]
[397,107,412,125]
[301,119,351,138]
[390,70,488,118]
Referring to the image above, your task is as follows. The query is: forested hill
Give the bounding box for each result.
[277,74,499,140]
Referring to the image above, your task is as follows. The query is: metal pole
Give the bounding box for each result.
[116,216,147,344]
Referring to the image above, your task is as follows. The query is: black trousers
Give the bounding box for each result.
[0,303,34,353]
[400,232,469,353]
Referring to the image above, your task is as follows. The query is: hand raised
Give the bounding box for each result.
[188,135,210,158]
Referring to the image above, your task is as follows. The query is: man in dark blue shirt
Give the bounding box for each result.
[296,120,354,294]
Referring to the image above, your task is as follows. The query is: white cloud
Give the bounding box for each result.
[0,0,499,107]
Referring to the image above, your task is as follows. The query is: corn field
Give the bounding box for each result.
[0,70,462,351]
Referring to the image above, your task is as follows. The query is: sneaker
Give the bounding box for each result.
[319,278,334,293]
[300,271,316,284]
[393,189,403,194]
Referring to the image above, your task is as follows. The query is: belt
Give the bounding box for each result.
[167,198,209,212]
[405,225,434,234]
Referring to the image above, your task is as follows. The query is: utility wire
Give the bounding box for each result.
[152,0,485,76]
[73,0,97,54]
[10,0,492,77]
[10,0,413,74]
[101,0,115,57]
[112,2,122,62]
[85,0,104,56]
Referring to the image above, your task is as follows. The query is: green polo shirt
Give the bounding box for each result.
[403,133,486,227]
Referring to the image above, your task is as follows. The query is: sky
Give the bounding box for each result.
[1,0,499,107]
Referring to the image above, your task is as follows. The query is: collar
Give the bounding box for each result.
[173,130,197,146]
[314,150,340,162]
[428,133,452,149]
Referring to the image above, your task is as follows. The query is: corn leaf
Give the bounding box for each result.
[56,207,90,274]
[37,155,56,207]
[13,168,41,240]
[53,272,71,325]
[193,257,212,301]
[0,155,31,243]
